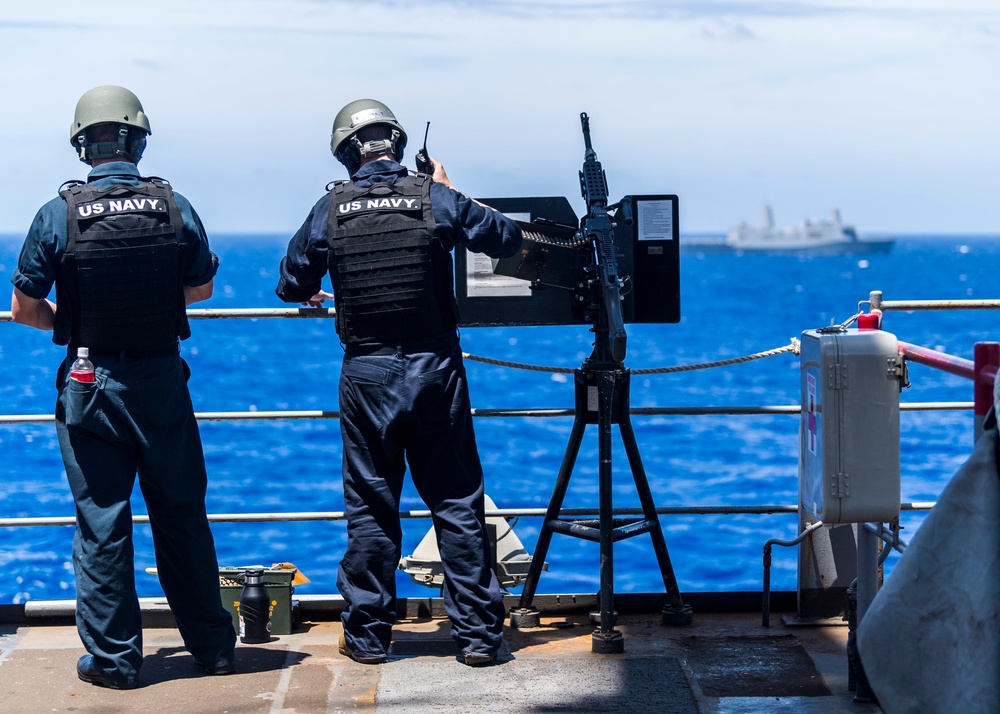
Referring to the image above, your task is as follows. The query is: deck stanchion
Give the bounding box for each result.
[973,342,999,441]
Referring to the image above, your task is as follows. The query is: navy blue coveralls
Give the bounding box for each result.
[276,160,522,659]
[11,162,236,687]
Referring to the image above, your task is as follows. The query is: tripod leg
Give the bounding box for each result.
[592,370,624,652]
[619,413,693,626]
[510,413,586,628]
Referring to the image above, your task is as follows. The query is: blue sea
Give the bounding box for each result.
[2,233,998,605]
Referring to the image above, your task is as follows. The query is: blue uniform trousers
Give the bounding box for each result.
[336,340,506,658]
[55,353,235,687]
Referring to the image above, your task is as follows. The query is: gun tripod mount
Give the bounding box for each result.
[508,353,693,653]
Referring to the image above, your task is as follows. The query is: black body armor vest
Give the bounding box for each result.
[326,174,458,345]
[54,178,190,350]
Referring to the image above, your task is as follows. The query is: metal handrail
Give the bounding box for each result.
[0,307,336,322]
[4,292,1000,322]
[7,292,1000,322]
[872,297,1000,311]
[899,341,976,380]
[0,502,936,530]
[0,401,975,426]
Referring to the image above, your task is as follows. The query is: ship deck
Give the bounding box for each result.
[0,596,881,713]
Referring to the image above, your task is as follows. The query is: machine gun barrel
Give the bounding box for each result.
[578,112,627,363]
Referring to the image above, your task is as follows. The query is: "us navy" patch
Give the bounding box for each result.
[336,197,422,216]
[76,197,167,218]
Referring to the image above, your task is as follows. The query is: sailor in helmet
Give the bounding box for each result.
[9,86,236,688]
[276,99,522,666]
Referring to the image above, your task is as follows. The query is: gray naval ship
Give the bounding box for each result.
[725,206,894,254]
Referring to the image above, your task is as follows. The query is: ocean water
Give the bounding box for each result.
[1,233,998,605]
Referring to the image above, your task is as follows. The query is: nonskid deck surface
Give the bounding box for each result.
[0,611,881,713]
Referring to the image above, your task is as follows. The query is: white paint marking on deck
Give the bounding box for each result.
[269,648,299,713]
[0,629,26,665]
[327,661,355,714]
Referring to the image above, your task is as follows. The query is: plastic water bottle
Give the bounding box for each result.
[238,568,271,644]
[69,347,95,384]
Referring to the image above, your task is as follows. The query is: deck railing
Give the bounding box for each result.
[2,293,994,613]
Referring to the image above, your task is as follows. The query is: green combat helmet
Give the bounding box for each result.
[70,85,151,163]
[330,99,407,173]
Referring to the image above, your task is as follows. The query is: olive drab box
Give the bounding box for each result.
[799,328,903,524]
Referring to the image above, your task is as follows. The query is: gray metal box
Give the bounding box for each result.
[799,328,902,524]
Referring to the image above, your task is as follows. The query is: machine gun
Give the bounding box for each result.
[506,114,691,649]
[578,112,627,363]
[475,115,690,649]
[470,111,680,332]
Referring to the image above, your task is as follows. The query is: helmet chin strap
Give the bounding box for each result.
[351,129,402,160]
[76,125,145,164]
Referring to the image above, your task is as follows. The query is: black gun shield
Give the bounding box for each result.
[456,197,587,327]
[455,195,680,327]
[617,194,680,324]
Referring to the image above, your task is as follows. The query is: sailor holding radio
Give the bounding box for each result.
[276,98,521,666]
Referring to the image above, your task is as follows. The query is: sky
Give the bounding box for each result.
[1,0,998,236]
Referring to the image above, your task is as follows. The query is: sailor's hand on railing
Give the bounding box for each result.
[300,291,333,307]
